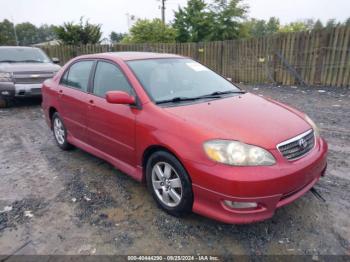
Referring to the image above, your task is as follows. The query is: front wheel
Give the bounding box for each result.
[0,97,8,108]
[52,112,73,150]
[146,151,193,217]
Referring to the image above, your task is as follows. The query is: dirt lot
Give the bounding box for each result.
[0,85,349,256]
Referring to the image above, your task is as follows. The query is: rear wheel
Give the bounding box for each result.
[146,151,193,217]
[52,112,73,150]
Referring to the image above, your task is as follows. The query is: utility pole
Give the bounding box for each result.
[126,13,131,30]
[126,13,136,30]
[161,0,166,24]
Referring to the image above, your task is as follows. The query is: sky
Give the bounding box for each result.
[0,0,349,38]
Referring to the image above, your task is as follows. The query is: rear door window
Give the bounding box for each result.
[61,60,94,92]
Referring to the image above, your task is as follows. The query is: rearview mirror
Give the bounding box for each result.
[106,91,136,105]
[52,57,60,64]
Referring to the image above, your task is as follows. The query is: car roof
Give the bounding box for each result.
[83,52,184,61]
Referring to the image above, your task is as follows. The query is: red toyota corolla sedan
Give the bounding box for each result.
[42,52,328,224]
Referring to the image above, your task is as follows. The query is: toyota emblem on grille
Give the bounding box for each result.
[298,138,308,149]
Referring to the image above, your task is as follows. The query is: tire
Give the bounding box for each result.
[0,97,8,108]
[146,151,193,217]
[52,112,73,150]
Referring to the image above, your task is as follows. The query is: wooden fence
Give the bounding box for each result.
[41,25,350,87]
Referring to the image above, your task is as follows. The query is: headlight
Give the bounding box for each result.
[203,140,276,166]
[0,72,12,82]
[304,115,320,137]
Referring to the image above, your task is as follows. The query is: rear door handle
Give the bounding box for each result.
[58,89,63,98]
[89,99,94,104]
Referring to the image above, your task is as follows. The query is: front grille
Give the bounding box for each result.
[277,129,315,160]
[13,71,54,84]
[15,77,49,84]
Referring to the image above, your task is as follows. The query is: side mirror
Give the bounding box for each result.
[106,91,136,105]
[52,57,60,64]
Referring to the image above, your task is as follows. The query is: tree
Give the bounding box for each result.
[0,19,16,45]
[209,0,248,40]
[37,24,56,42]
[240,17,280,38]
[240,19,267,38]
[279,21,308,33]
[304,19,316,31]
[110,31,126,43]
[55,17,102,45]
[345,18,350,26]
[122,19,176,43]
[325,19,338,29]
[172,7,192,42]
[313,19,323,30]
[173,0,212,42]
[2,22,56,46]
[15,22,39,45]
[266,17,280,34]
[173,0,247,42]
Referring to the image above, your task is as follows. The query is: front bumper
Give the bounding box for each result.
[0,82,42,98]
[0,82,15,99]
[186,137,328,224]
[14,83,42,97]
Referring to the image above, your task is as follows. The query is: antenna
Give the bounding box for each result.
[126,13,131,30]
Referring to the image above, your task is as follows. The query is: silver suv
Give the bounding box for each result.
[0,46,61,107]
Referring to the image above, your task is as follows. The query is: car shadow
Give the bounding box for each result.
[10,97,42,108]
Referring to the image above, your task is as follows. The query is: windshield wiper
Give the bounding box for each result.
[155,90,245,105]
[185,90,245,100]
[156,96,209,104]
[17,60,44,63]
[203,90,245,96]
[0,60,18,63]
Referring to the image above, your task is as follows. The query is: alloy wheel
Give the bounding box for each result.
[53,117,65,145]
[151,162,183,207]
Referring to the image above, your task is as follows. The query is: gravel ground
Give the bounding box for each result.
[0,85,349,257]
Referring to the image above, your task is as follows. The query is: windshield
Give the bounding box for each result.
[127,58,241,104]
[0,48,51,63]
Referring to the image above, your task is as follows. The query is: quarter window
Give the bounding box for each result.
[61,61,94,92]
[93,61,132,97]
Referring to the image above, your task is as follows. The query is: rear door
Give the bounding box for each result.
[57,60,95,143]
[86,60,137,166]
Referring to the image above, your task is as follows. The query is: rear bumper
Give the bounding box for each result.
[187,137,328,224]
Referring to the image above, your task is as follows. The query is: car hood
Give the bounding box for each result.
[0,62,61,73]
[164,93,311,149]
